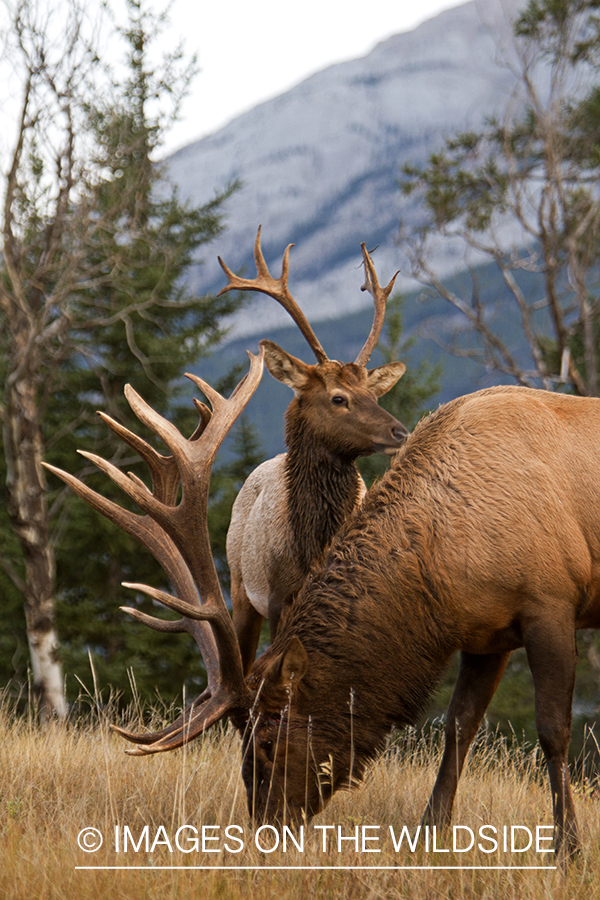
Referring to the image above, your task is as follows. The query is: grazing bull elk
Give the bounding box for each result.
[45,359,600,860]
[219,229,407,671]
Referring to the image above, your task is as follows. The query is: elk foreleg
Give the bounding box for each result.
[268,586,297,642]
[424,651,510,828]
[231,580,264,676]
[524,622,579,861]
[268,590,285,641]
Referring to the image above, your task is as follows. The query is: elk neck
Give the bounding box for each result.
[283,405,364,577]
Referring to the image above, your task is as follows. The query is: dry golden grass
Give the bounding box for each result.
[1,697,600,900]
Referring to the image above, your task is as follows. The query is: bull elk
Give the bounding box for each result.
[44,364,600,861]
[218,229,407,671]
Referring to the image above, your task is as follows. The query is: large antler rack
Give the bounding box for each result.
[42,349,265,755]
[218,226,399,369]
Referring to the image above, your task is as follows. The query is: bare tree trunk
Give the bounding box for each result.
[3,369,66,718]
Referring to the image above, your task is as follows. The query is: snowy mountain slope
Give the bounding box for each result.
[168,0,525,339]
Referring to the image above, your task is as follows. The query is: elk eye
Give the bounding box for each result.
[262,740,274,760]
[331,395,347,407]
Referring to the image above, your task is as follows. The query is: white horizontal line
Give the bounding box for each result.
[75,865,557,871]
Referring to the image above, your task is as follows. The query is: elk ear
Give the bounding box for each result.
[278,636,308,685]
[260,637,308,697]
[366,361,406,398]
[260,340,312,392]
[261,636,308,694]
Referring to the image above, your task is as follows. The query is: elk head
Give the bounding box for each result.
[217,228,409,457]
[239,635,364,824]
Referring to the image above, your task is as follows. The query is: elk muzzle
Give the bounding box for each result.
[370,414,409,456]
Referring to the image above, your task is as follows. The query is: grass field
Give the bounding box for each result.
[1,696,600,900]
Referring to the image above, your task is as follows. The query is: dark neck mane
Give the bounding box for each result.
[284,409,362,576]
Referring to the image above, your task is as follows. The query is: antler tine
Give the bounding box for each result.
[122,691,236,755]
[111,691,209,746]
[43,454,224,697]
[98,403,211,508]
[41,452,223,658]
[218,226,328,363]
[98,412,181,506]
[122,583,225,624]
[43,350,265,752]
[355,243,400,367]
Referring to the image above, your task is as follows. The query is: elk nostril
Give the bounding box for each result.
[392,426,409,443]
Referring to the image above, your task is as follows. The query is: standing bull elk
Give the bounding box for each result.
[219,229,407,671]
[44,358,600,860]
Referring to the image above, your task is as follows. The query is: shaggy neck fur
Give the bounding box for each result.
[284,406,363,576]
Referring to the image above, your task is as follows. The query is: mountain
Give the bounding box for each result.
[167,0,525,341]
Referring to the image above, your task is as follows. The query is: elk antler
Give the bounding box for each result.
[219,228,400,370]
[42,350,265,755]
[217,225,329,364]
[356,244,400,367]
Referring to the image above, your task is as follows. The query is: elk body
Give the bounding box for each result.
[240,383,600,859]
[46,351,600,862]
[219,230,407,671]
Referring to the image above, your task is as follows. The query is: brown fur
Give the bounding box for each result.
[238,385,600,860]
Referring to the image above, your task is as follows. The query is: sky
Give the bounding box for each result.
[155,0,465,156]
[0,0,465,170]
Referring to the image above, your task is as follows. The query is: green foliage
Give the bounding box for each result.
[515,0,600,61]
[402,133,510,232]
[50,10,244,705]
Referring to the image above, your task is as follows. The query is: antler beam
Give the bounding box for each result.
[219,228,400,369]
[218,225,328,363]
